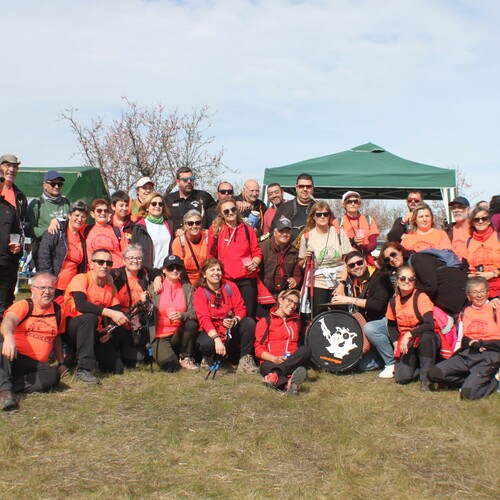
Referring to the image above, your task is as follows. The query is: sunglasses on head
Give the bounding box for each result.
[93,259,113,267]
[407,198,421,203]
[314,211,329,218]
[347,259,364,269]
[218,189,234,195]
[345,198,359,204]
[185,220,201,227]
[473,216,490,223]
[223,206,237,216]
[384,251,398,264]
[95,208,109,214]
[398,276,416,283]
[179,176,195,183]
[47,181,64,188]
[150,201,164,207]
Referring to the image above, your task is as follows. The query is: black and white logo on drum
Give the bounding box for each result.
[318,317,358,360]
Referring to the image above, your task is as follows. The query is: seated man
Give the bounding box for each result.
[331,251,395,378]
[0,272,66,411]
[64,249,129,384]
[428,277,500,399]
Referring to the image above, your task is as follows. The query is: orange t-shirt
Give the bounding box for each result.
[401,229,452,252]
[466,231,500,272]
[171,234,207,285]
[56,228,85,291]
[462,302,500,341]
[339,214,379,245]
[85,225,125,269]
[386,290,434,336]
[5,300,66,362]
[451,223,470,260]
[1,185,17,208]
[115,274,144,312]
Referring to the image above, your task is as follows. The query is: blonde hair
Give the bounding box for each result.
[304,201,333,233]
[137,192,170,220]
[212,200,243,237]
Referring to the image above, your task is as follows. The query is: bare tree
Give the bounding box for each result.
[60,97,231,195]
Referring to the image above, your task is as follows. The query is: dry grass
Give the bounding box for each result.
[0,364,499,499]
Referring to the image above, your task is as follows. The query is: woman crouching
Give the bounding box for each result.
[255,289,312,395]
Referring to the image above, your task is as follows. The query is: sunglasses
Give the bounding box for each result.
[297,184,313,189]
[384,251,399,264]
[93,259,113,267]
[345,198,360,204]
[407,198,421,203]
[166,265,183,272]
[95,208,109,214]
[150,201,164,207]
[185,220,202,227]
[473,216,490,223]
[398,276,416,283]
[179,176,195,183]
[0,177,4,183]
[218,189,233,195]
[314,211,330,218]
[47,181,64,188]
[347,259,364,269]
[223,206,238,216]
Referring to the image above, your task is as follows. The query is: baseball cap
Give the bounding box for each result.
[137,176,154,188]
[0,154,21,165]
[448,196,470,207]
[275,217,292,230]
[342,191,360,203]
[44,170,65,182]
[163,255,184,269]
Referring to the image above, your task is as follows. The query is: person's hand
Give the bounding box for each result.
[214,337,226,356]
[304,249,313,259]
[107,310,129,326]
[273,355,286,364]
[333,284,345,297]
[153,276,163,294]
[175,228,185,237]
[353,235,364,246]
[287,277,297,289]
[399,332,412,355]
[245,260,258,273]
[490,298,500,309]
[222,317,236,329]
[168,311,182,323]
[330,295,348,306]
[9,243,21,254]
[47,218,61,234]
[58,364,69,377]
[140,291,150,302]
[1,336,17,361]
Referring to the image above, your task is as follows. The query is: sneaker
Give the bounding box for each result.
[0,391,18,411]
[179,357,199,371]
[201,357,214,370]
[379,364,395,379]
[237,354,259,374]
[286,366,307,396]
[76,368,100,385]
[420,381,435,392]
[263,372,279,389]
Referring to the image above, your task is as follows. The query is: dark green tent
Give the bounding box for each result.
[15,166,109,205]
[263,143,456,202]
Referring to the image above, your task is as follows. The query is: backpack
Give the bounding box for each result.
[18,298,62,328]
[408,248,461,269]
[203,282,232,302]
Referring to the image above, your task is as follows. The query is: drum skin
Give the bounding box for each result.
[305,309,369,373]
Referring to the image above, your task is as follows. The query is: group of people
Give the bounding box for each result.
[0,153,499,412]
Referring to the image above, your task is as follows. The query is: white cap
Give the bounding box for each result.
[136,176,154,188]
[342,191,360,203]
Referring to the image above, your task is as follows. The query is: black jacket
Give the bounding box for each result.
[270,199,315,242]
[387,216,408,243]
[0,196,22,266]
[131,219,174,269]
[164,189,216,232]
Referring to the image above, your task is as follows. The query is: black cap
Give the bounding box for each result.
[275,217,292,230]
[162,255,184,269]
[44,170,65,182]
[449,196,470,207]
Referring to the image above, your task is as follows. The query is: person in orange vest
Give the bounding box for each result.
[445,196,471,260]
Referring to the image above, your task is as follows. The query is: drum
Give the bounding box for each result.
[305,309,369,373]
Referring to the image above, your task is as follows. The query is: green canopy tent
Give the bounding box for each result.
[15,166,109,206]
[263,143,457,208]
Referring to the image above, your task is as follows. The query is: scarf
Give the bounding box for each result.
[146,214,164,224]
[472,225,494,243]
[42,192,62,204]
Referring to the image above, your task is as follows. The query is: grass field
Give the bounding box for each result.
[1,363,499,499]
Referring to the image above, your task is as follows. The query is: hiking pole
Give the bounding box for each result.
[205,355,221,381]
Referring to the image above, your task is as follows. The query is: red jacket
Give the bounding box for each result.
[207,223,263,281]
[254,307,300,363]
[193,280,246,341]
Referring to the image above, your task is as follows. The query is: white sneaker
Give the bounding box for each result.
[379,364,395,379]
[179,357,200,371]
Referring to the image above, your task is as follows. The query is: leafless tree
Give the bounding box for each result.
[60,97,231,195]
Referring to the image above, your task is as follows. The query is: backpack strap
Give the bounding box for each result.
[412,290,423,323]
[179,234,186,258]
[259,315,271,345]
[389,296,396,318]
[18,298,62,328]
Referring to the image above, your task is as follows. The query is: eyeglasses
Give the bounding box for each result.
[345,198,360,205]
[223,206,238,216]
[297,184,313,190]
[32,285,56,293]
[166,265,183,272]
[218,189,234,195]
[125,256,143,262]
[283,296,299,308]
[314,211,329,218]
[473,216,490,223]
[179,176,195,183]
[93,259,113,267]
[95,208,109,214]
[347,259,364,269]
[407,198,421,203]
[468,289,487,296]
[384,251,399,264]
[398,276,416,283]
[47,181,64,188]
[185,220,202,227]
[150,201,164,208]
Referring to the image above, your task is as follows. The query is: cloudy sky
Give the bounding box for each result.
[1,0,499,203]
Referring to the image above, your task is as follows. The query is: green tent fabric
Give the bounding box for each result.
[15,166,109,205]
[263,143,456,201]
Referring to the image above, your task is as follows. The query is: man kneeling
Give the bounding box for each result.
[0,272,66,411]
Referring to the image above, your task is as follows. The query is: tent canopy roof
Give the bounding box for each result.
[263,143,456,200]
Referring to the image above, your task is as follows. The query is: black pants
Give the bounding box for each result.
[0,338,59,393]
[312,287,332,319]
[260,346,312,389]
[66,314,123,374]
[151,320,198,372]
[428,348,500,400]
[0,264,19,319]
[196,317,256,362]
[395,331,440,383]
[111,326,147,367]
[234,278,258,318]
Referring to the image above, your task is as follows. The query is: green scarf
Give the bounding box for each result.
[146,214,164,224]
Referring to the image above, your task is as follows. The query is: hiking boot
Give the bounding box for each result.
[420,381,435,392]
[0,391,18,411]
[76,368,100,385]
[179,357,199,371]
[286,367,307,396]
[201,357,214,370]
[263,371,279,389]
[379,364,395,379]
[237,354,259,374]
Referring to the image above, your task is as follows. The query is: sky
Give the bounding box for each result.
[1,0,499,204]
